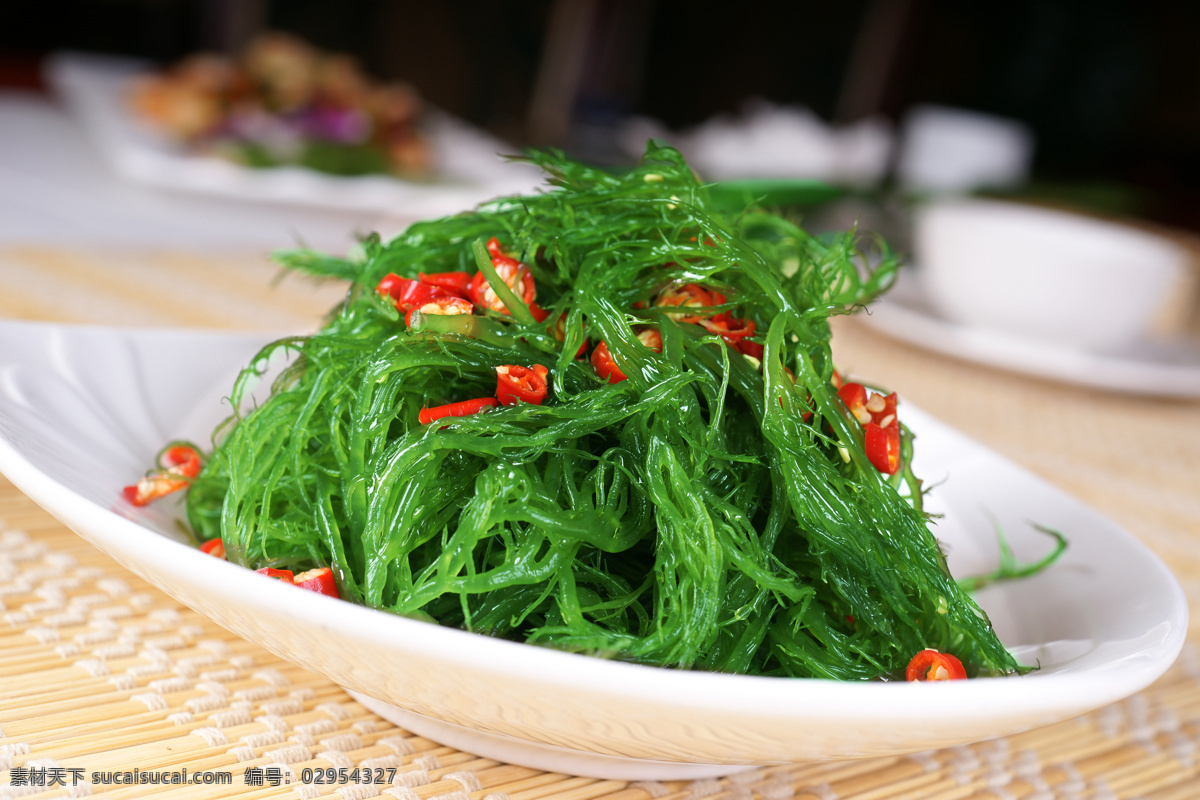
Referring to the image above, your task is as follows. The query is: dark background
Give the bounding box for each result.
[4,0,1198,230]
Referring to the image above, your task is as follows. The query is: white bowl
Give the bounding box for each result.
[0,321,1187,779]
[915,199,1192,350]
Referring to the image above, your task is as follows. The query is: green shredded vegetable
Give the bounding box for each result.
[183,143,1027,680]
[957,522,1069,594]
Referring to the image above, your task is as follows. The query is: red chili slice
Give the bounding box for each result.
[418,397,500,425]
[838,383,870,424]
[122,444,203,506]
[838,382,901,475]
[906,649,968,681]
[470,238,537,315]
[377,273,459,313]
[655,283,727,322]
[590,342,622,383]
[255,567,295,583]
[591,329,663,384]
[404,296,474,326]
[418,271,472,297]
[294,566,340,598]
[864,421,900,474]
[376,272,408,301]
[496,364,549,406]
[200,539,226,559]
[736,339,765,359]
[553,315,589,358]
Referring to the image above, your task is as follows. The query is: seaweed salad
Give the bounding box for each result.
[134,143,1027,681]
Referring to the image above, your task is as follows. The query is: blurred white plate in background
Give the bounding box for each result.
[862,268,1200,397]
[913,199,1193,351]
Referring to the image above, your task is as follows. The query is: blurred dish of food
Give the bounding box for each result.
[128,32,430,178]
[47,52,543,218]
[895,106,1034,195]
[620,100,893,188]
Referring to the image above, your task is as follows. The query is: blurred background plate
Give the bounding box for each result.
[863,268,1200,398]
[46,52,544,218]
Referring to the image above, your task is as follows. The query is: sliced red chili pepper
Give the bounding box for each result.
[163,445,202,478]
[200,538,226,559]
[864,421,900,474]
[122,444,203,506]
[700,312,756,346]
[470,238,537,315]
[294,566,340,598]
[637,328,663,350]
[376,272,408,301]
[591,342,622,383]
[377,273,459,314]
[906,649,968,681]
[839,382,901,474]
[553,315,589,358]
[655,283,727,323]
[418,397,500,425]
[591,329,663,384]
[255,567,295,583]
[496,364,549,406]
[838,383,870,424]
[735,339,765,359]
[418,271,472,297]
[404,295,474,326]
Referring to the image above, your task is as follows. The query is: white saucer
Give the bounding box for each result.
[861,272,1200,398]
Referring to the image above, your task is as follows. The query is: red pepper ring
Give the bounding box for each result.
[200,539,226,559]
[419,397,501,425]
[470,237,538,315]
[122,443,203,506]
[906,649,968,682]
[294,566,340,598]
[162,445,202,478]
[255,567,295,583]
[838,383,871,425]
[838,382,902,475]
[864,421,900,475]
[654,283,727,323]
[591,329,663,384]
[377,273,460,314]
[418,270,472,297]
[553,315,589,359]
[736,340,765,360]
[404,296,473,327]
[496,364,549,406]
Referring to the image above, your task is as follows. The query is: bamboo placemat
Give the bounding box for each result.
[2,244,1200,800]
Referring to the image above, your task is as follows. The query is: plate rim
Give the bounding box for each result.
[0,319,1188,753]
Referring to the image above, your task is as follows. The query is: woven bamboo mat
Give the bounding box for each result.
[2,244,1200,800]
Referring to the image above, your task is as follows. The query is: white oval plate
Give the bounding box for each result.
[0,320,1186,779]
